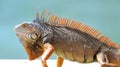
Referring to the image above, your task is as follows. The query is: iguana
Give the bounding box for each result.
[14,10,120,67]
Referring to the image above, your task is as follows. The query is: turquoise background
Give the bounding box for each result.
[0,0,120,59]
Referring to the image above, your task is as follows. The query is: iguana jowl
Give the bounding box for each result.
[14,10,120,67]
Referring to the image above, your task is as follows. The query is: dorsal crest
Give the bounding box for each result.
[40,10,119,48]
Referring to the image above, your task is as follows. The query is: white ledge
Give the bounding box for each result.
[0,60,100,67]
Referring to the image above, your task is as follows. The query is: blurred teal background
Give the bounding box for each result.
[0,0,120,59]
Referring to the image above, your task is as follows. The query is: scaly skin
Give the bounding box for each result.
[14,15,120,67]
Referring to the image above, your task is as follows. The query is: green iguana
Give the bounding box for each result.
[14,10,120,67]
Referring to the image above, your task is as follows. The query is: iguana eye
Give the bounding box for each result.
[25,33,38,40]
[30,33,38,40]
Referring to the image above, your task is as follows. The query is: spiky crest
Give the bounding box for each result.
[36,10,40,19]
[40,10,119,48]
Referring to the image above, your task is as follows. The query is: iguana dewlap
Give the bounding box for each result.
[14,10,120,67]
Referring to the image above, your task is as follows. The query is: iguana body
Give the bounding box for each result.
[14,10,120,67]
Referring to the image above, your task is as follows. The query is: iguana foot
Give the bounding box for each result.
[41,60,48,67]
[56,57,64,67]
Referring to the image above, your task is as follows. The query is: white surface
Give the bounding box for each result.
[0,60,100,67]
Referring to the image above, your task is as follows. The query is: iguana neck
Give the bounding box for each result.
[37,22,53,44]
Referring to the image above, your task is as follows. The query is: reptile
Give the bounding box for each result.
[14,10,120,67]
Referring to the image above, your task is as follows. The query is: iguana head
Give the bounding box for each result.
[14,14,45,60]
[14,22,41,42]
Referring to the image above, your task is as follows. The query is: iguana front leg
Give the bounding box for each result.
[97,52,120,67]
[41,43,54,67]
[56,57,64,67]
